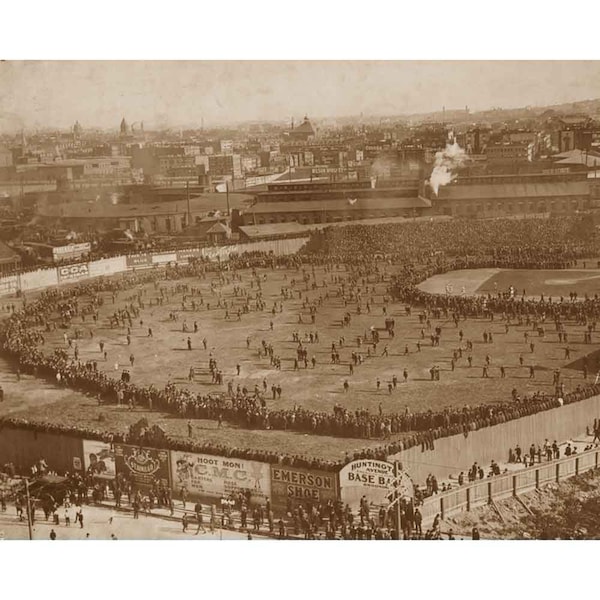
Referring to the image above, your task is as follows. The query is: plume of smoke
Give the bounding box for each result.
[428,141,467,195]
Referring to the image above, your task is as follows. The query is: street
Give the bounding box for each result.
[0,503,270,541]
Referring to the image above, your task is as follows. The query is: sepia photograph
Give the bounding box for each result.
[2,18,600,596]
[3,57,600,545]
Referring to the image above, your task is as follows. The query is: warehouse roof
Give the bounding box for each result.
[38,192,255,219]
[239,222,311,238]
[0,240,20,263]
[437,181,589,200]
[553,149,600,167]
[248,196,430,214]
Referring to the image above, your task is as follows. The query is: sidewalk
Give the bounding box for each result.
[94,496,292,540]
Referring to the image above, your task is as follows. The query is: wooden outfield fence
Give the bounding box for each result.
[419,447,600,523]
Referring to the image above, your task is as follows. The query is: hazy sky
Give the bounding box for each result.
[2,61,600,131]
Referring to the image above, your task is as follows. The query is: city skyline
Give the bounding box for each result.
[2,61,600,132]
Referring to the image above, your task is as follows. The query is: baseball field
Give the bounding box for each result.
[1,264,598,460]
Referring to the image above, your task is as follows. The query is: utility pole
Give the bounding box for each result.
[393,461,402,539]
[226,180,230,216]
[24,478,33,540]
[386,462,415,540]
[186,180,191,227]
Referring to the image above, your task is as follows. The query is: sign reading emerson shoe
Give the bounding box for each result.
[339,459,395,510]
[57,262,90,283]
[170,451,271,503]
[270,465,339,510]
[114,444,171,488]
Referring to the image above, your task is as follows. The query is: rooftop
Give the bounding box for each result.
[38,192,255,219]
[249,196,430,214]
[206,221,230,234]
[553,149,600,168]
[0,240,20,263]
[437,181,590,200]
[291,117,315,136]
[238,222,312,238]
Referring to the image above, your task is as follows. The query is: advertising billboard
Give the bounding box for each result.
[52,242,91,262]
[19,267,58,291]
[270,465,339,511]
[170,451,271,502]
[88,256,127,278]
[339,459,395,510]
[175,248,203,263]
[0,275,18,297]
[151,252,177,264]
[83,439,116,478]
[57,263,90,283]
[114,444,171,488]
[125,254,153,269]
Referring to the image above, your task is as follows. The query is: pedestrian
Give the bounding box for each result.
[195,511,206,535]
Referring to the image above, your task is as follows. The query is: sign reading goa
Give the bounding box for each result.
[114,444,170,488]
[339,459,395,510]
[270,465,339,511]
[171,451,271,502]
[57,263,89,282]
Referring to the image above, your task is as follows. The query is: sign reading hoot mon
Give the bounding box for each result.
[170,451,271,503]
[339,459,395,510]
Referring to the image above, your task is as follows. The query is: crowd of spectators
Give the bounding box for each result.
[304,215,600,269]
[4,216,600,471]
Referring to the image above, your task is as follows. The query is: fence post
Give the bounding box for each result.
[466,487,471,512]
[575,457,579,476]
[535,469,540,489]
[487,481,492,504]
[596,451,599,469]
[556,462,560,483]
[512,474,517,497]
[440,496,445,520]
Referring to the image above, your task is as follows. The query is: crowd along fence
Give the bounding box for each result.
[0,237,309,297]
[418,447,600,524]
[389,393,600,485]
[2,420,598,522]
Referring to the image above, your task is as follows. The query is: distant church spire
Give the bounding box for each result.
[120,117,128,136]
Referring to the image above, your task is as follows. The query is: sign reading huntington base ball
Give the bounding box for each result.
[339,459,396,510]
